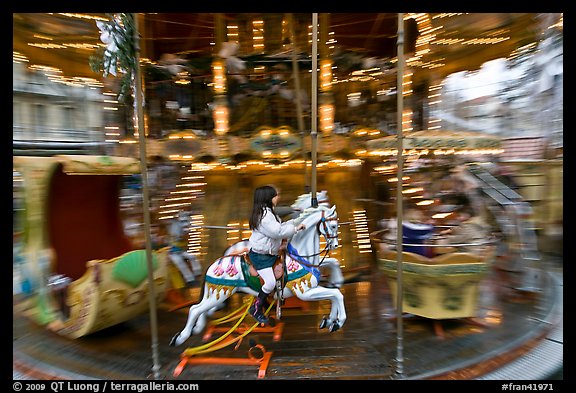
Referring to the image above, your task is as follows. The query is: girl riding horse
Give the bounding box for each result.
[246,185,305,324]
[170,203,346,347]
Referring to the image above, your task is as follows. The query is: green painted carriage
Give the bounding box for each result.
[13,155,170,338]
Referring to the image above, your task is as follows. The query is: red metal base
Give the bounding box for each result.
[173,351,273,379]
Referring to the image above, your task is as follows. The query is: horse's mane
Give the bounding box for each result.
[291,191,329,209]
[292,204,332,225]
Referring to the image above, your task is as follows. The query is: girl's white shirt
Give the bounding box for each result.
[249,208,297,255]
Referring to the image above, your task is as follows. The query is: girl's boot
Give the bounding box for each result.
[249,289,270,324]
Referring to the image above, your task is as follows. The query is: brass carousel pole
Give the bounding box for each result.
[395,12,405,378]
[310,13,319,207]
[287,13,309,193]
[132,13,162,380]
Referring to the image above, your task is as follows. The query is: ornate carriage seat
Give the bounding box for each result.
[377,249,491,320]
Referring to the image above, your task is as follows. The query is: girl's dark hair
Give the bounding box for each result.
[249,185,279,229]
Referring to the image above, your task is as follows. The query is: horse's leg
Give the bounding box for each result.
[296,286,347,331]
[170,285,237,346]
[206,302,226,316]
[321,257,344,288]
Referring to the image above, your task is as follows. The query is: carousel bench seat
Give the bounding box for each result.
[377,249,491,320]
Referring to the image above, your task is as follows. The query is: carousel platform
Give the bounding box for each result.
[13,254,563,382]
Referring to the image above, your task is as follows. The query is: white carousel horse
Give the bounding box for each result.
[170,204,346,347]
[167,213,203,285]
[222,190,343,288]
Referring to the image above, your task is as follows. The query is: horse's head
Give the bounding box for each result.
[295,204,339,251]
[318,205,339,250]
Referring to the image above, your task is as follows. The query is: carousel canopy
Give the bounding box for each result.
[364,129,503,157]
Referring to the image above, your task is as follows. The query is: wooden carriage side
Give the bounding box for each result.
[375,246,493,320]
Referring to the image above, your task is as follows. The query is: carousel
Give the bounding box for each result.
[12,13,558,379]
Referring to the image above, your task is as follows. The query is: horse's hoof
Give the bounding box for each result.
[329,322,340,332]
[169,333,180,347]
[319,316,328,329]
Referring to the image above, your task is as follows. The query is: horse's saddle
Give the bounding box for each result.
[232,251,286,293]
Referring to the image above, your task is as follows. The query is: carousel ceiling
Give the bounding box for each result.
[13,13,546,82]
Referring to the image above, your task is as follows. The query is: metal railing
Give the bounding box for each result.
[466,163,542,292]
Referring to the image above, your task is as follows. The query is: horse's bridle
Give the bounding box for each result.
[317,209,339,241]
